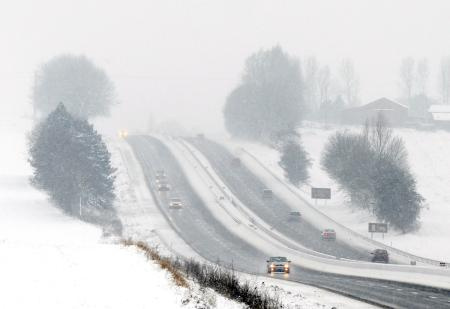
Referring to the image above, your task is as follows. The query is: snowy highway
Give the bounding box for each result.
[187,137,371,262]
[127,135,450,309]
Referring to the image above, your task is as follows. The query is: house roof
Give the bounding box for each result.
[345,97,408,112]
[429,105,450,113]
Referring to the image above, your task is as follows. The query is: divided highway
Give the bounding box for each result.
[127,135,450,308]
[187,137,370,262]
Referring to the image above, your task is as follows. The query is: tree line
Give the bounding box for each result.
[223,45,424,232]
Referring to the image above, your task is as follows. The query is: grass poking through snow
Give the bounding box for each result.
[122,239,284,309]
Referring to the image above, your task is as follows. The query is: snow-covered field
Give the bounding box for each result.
[0,119,243,309]
[0,117,375,308]
[225,121,450,262]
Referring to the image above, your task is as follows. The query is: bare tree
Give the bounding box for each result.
[416,58,429,96]
[339,58,359,107]
[439,56,450,104]
[317,65,331,106]
[399,57,415,104]
[304,56,319,111]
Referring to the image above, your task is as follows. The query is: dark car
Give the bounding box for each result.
[266,256,291,273]
[262,189,273,199]
[287,211,302,222]
[371,249,389,263]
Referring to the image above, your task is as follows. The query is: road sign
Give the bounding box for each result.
[368,223,388,233]
[311,188,331,199]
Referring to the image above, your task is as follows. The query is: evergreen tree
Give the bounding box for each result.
[279,140,311,186]
[29,103,117,222]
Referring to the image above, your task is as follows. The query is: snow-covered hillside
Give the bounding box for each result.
[226,122,450,261]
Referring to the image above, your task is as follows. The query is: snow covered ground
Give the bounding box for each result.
[0,117,375,308]
[224,121,450,262]
[0,119,243,309]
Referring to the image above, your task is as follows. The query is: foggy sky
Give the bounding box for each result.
[2,0,450,134]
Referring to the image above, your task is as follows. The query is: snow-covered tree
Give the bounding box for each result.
[372,157,423,233]
[321,114,423,231]
[223,46,305,142]
[279,139,311,186]
[32,54,116,119]
[29,103,117,221]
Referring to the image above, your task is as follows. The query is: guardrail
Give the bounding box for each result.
[239,147,449,268]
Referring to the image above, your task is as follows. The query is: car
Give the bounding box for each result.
[262,189,273,199]
[371,249,389,263]
[288,211,302,222]
[157,182,170,191]
[168,198,183,209]
[266,256,291,273]
[156,170,166,177]
[321,229,336,240]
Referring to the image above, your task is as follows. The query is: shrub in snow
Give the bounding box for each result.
[29,103,120,232]
[278,139,311,186]
[321,113,423,232]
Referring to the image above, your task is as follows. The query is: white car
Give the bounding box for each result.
[169,198,183,209]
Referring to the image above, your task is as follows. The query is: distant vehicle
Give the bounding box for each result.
[155,174,166,183]
[197,133,205,139]
[168,198,183,209]
[157,182,170,191]
[371,249,389,263]
[118,129,128,139]
[156,170,166,177]
[321,229,336,240]
[262,189,273,199]
[266,256,291,273]
[231,157,241,167]
[288,211,302,222]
